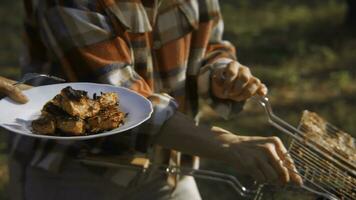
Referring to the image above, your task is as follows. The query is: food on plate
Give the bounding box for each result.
[300,110,356,164]
[31,116,56,135]
[31,86,126,136]
[56,116,86,136]
[87,106,126,133]
[54,87,101,118]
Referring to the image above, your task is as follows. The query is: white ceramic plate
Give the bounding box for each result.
[0,83,153,140]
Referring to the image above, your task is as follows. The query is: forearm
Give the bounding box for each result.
[154,112,235,163]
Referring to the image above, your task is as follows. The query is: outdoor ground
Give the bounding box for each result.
[0,0,355,199]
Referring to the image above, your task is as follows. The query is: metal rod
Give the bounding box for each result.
[289,141,354,186]
[280,160,339,200]
[290,152,354,197]
[79,158,342,199]
[253,96,356,199]
[79,159,258,198]
[289,151,356,199]
[253,96,356,176]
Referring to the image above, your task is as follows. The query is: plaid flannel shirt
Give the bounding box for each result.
[15,0,244,185]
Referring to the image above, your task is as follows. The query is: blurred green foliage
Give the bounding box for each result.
[200,0,356,199]
[0,0,355,199]
[0,0,23,79]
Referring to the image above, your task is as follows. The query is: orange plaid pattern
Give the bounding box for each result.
[18,0,244,180]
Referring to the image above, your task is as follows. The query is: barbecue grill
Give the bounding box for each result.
[252,96,356,200]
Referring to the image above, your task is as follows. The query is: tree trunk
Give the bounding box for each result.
[346,0,356,26]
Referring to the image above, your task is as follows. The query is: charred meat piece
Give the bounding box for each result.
[56,116,86,136]
[51,94,62,107]
[300,110,356,163]
[61,86,88,101]
[96,92,118,108]
[41,101,67,116]
[32,116,56,135]
[33,86,126,136]
[60,86,100,118]
[87,106,125,133]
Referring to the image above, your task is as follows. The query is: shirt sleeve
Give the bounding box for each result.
[13,1,180,174]
[20,1,52,82]
[39,5,178,142]
[196,1,244,119]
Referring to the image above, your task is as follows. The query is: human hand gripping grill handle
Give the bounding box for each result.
[79,96,340,200]
[78,153,336,200]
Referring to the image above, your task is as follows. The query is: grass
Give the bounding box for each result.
[218,0,356,135]
[0,0,355,199]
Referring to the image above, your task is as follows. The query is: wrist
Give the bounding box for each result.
[211,126,242,164]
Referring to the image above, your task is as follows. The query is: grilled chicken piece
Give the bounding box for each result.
[60,86,100,118]
[87,106,125,133]
[96,92,118,108]
[56,116,86,136]
[51,94,62,107]
[41,101,67,116]
[33,87,125,136]
[301,110,356,163]
[32,116,56,135]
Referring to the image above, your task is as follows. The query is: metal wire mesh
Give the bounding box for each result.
[287,120,356,199]
[254,96,356,200]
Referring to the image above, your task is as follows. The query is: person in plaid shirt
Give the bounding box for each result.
[0,0,302,199]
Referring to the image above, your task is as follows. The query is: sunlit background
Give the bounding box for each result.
[0,0,355,199]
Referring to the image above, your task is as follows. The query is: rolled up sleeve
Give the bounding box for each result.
[196,2,244,119]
